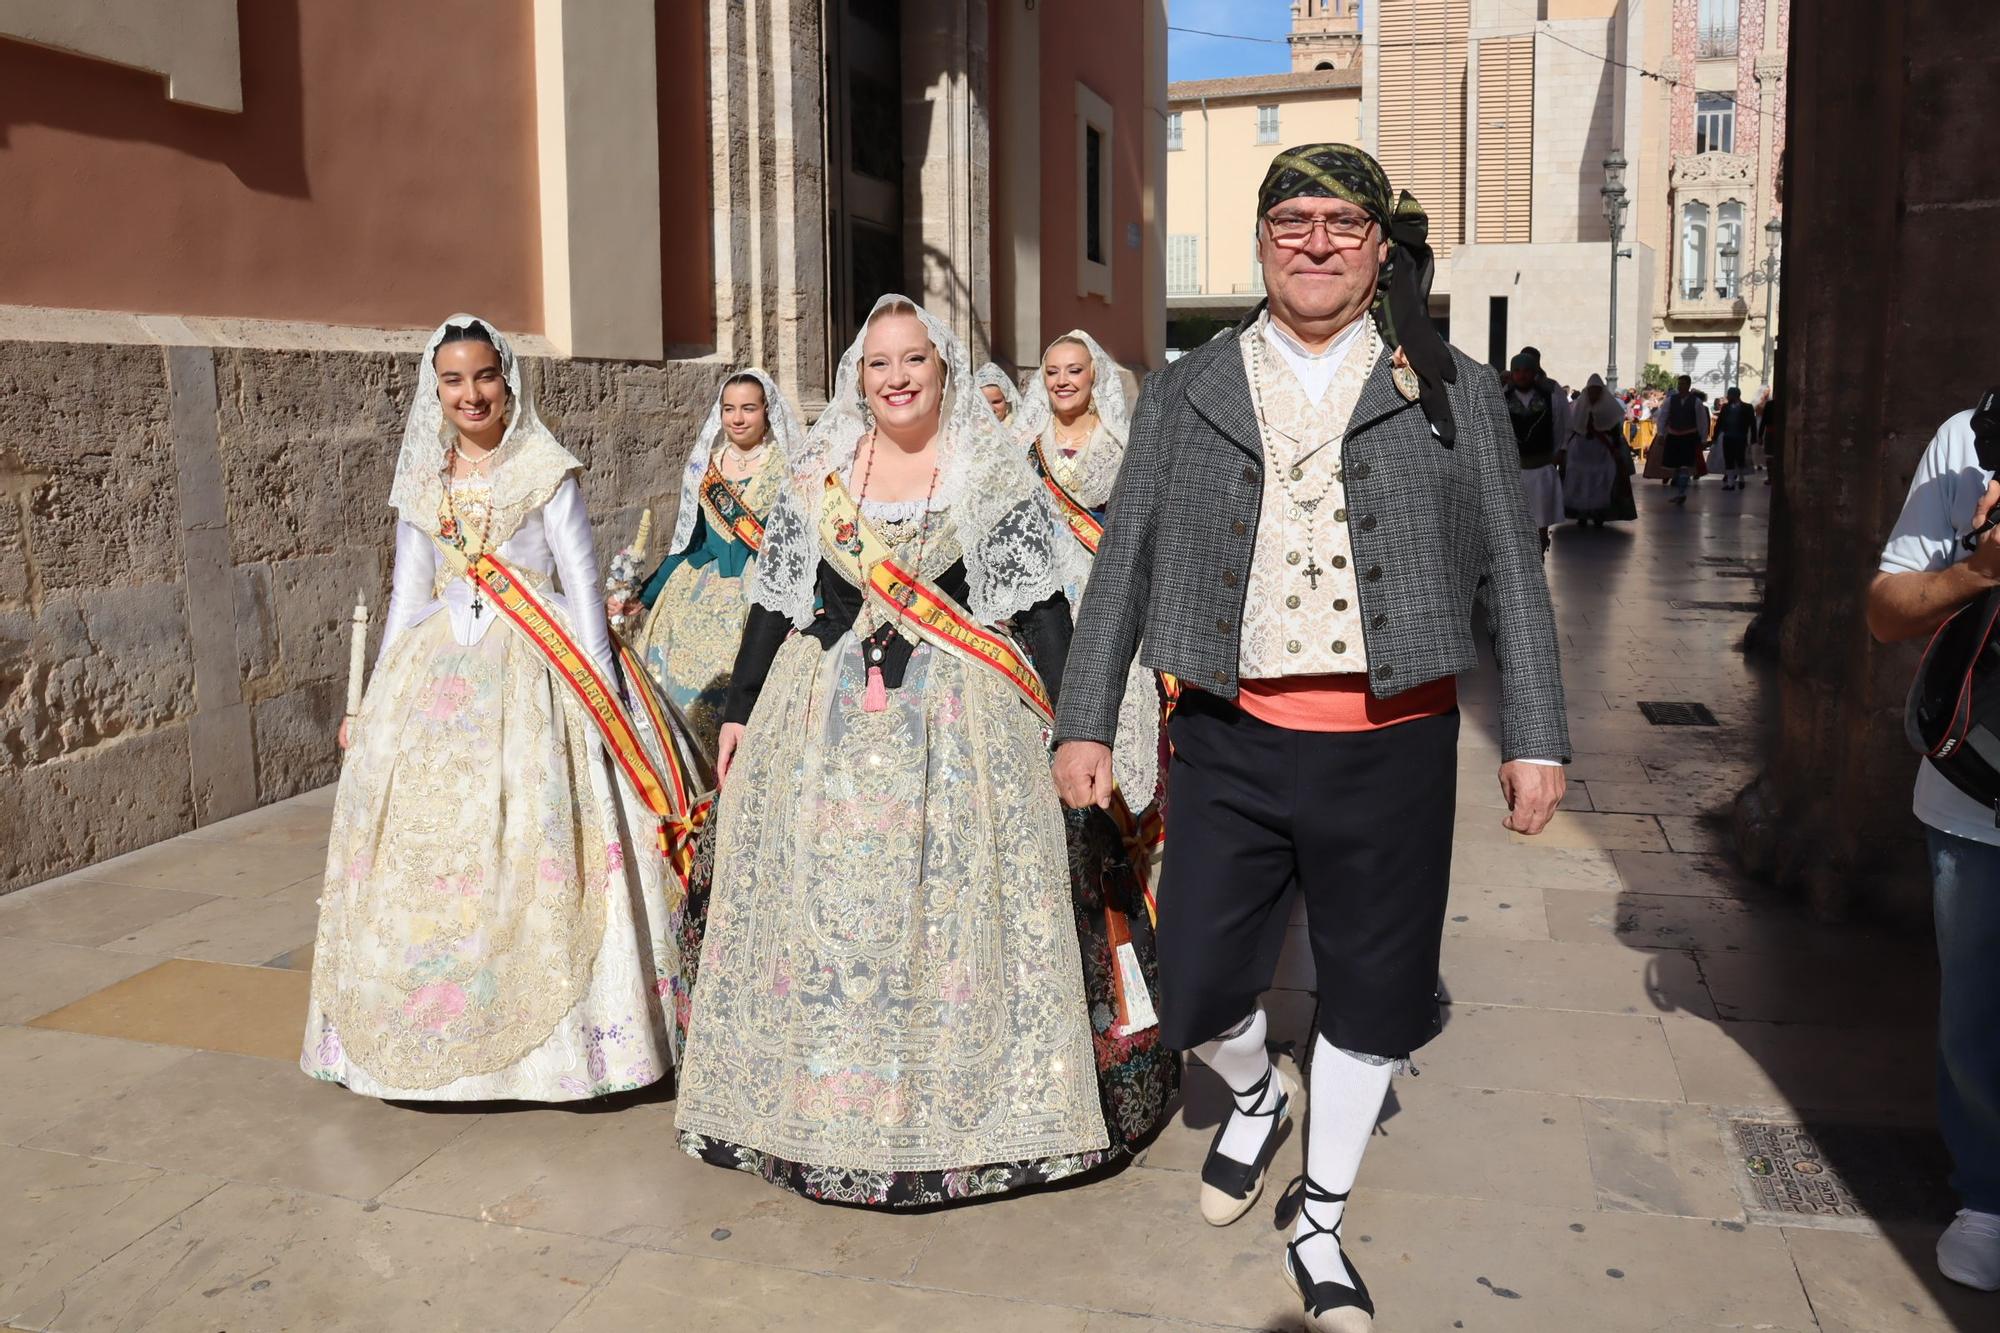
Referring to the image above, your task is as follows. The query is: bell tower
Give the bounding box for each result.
[1289,0,1362,72]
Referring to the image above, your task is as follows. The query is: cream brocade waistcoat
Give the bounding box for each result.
[1237,318,1379,679]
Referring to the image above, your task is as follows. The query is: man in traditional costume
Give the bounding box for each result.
[1053,145,1570,1331]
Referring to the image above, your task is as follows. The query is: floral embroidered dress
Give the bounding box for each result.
[630,369,800,757]
[673,297,1175,1207]
[302,315,685,1102]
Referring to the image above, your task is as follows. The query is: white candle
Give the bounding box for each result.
[345,592,369,717]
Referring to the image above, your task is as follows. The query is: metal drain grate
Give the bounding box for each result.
[1638,701,1720,726]
[1670,600,1762,612]
[1729,1119,1954,1225]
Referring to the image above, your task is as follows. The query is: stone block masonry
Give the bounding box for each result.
[0,333,726,894]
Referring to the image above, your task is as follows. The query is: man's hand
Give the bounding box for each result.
[1498,760,1565,835]
[1967,479,2000,584]
[1053,740,1115,810]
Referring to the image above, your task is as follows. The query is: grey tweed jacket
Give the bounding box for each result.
[1056,309,1570,764]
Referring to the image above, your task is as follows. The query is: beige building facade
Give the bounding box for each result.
[1162,68,1362,350]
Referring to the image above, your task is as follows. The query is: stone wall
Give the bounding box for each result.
[0,331,724,894]
[1734,2,2000,925]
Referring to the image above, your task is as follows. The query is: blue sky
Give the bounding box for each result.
[1168,0,1296,83]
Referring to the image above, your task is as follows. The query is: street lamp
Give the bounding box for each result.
[1600,151,1630,391]
[1717,238,1740,388]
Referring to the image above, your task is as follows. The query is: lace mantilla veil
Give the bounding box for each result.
[388,314,583,545]
[666,368,805,556]
[1014,328,1132,447]
[749,294,1066,628]
[972,362,1024,419]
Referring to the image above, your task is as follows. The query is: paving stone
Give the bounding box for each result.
[58,829,329,897]
[0,1028,192,1147]
[99,890,320,965]
[1697,948,1936,1027]
[1448,844,1620,892]
[1420,1006,1685,1102]
[1543,887,1796,954]
[0,881,213,947]
[1580,1099,1743,1220]
[10,1181,625,1333]
[1336,1187,1819,1332]
[549,1249,1216,1333]
[1457,810,1670,852]
[1439,935,1716,1020]
[1660,1017,1935,1119]
[1781,1223,1997,1333]
[0,937,162,1025]
[24,1049,476,1200]
[0,1146,220,1326]
[30,957,310,1061]
[1443,882,1553,942]
[1364,1084,1599,1212]
[384,1099,937,1281]
[1608,849,1761,899]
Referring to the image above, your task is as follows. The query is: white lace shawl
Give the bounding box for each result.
[666,368,804,556]
[1015,328,1132,458]
[388,314,582,547]
[749,295,1066,628]
[973,362,1024,421]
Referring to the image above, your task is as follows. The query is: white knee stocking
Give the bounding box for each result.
[1293,1034,1393,1284]
[1193,1008,1280,1164]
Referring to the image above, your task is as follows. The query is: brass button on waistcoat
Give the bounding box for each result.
[1333,640,1348,654]
[1287,640,1302,654]
[1333,597,1349,611]
[1335,507,1348,522]
[1331,555,1348,569]
[1289,466,1303,481]
[1285,594,1300,609]
[1286,551,1301,566]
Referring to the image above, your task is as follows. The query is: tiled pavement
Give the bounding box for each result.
[3,479,1992,1331]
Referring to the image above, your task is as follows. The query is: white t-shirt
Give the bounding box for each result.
[1877,409,2000,844]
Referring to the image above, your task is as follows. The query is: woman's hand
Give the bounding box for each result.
[716,722,746,785]
[338,718,352,751]
[606,595,643,620]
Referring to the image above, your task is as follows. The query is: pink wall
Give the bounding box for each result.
[0,1,545,334]
[1035,0,1150,369]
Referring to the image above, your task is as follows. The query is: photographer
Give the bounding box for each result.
[1867,403,2000,1292]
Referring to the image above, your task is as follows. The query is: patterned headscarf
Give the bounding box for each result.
[1258,143,1460,444]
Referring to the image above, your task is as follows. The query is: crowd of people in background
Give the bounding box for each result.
[1497,350,1779,547]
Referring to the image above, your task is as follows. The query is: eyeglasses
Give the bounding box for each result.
[1263,211,1376,250]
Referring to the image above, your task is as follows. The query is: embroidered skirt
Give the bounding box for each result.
[674,632,1175,1206]
[633,559,750,760]
[302,603,682,1101]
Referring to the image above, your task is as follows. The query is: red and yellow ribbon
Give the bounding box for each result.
[820,476,1055,723]
[697,461,767,552]
[430,540,710,888]
[1029,437,1104,556]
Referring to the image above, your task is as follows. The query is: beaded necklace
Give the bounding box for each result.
[1244,326,1358,595]
[438,440,497,616]
[850,429,939,712]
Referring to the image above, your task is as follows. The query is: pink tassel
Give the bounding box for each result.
[862,666,888,713]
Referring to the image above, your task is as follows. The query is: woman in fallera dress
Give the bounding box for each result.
[303,314,690,1102]
[675,295,1174,1206]
[1019,330,1166,823]
[973,361,1022,426]
[617,369,800,756]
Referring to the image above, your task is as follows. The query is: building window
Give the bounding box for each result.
[1257,104,1280,145]
[1680,200,1710,299]
[1695,93,1734,155]
[1698,0,1739,59]
[1167,111,1183,152]
[1076,83,1115,301]
[1167,234,1199,294]
[1715,200,1744,298]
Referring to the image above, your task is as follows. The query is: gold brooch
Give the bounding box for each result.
[1390,347,1422,403]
